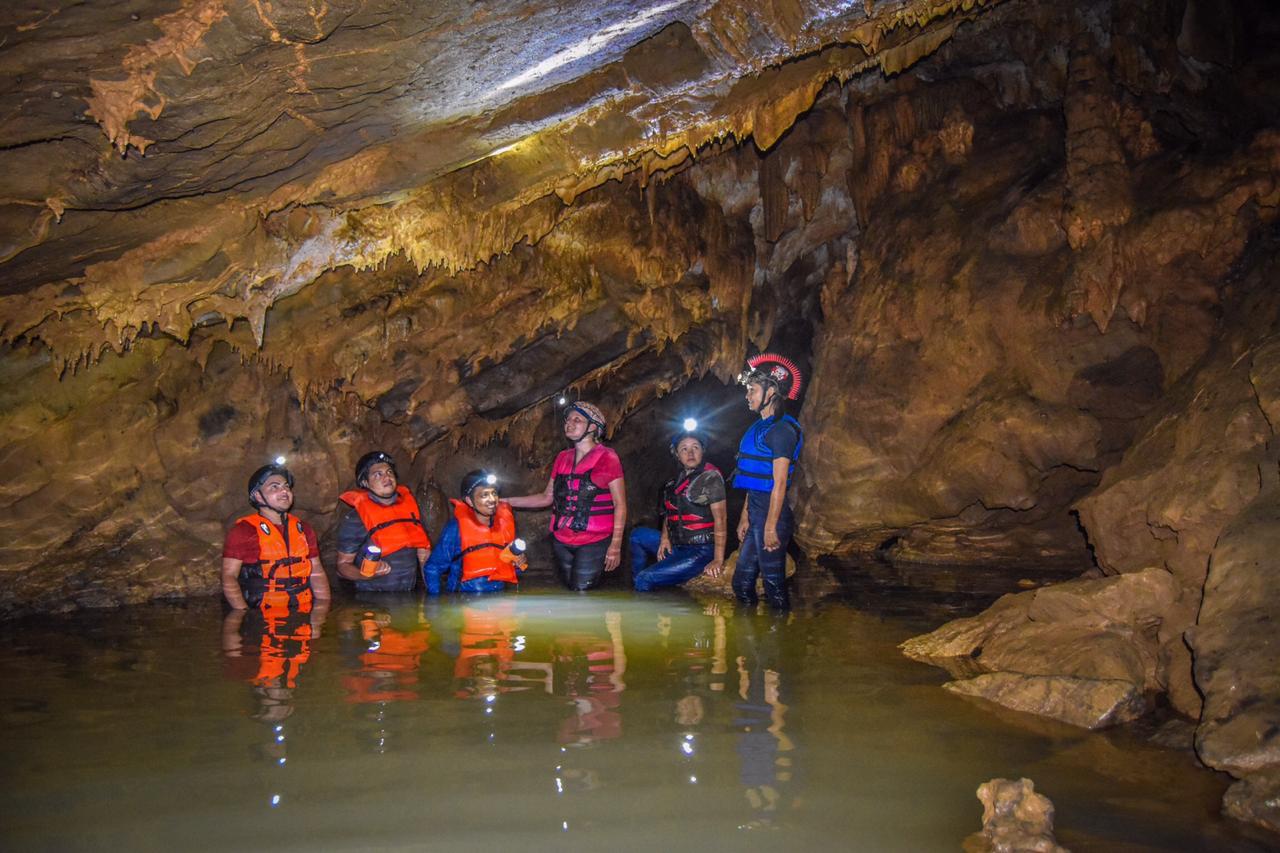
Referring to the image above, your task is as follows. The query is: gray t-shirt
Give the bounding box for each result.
[337,507,422,592]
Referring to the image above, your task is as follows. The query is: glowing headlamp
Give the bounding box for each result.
[485,473,497,486]
[682,417,698,432]
[274,455,287,465]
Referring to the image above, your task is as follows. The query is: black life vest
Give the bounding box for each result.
[663,463,721,546]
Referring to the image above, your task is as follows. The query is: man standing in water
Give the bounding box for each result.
[221,462,332,611]
[508,401,627,590]
[630,423,727,591]
[423,470,527,595]
[336,451,432,592]
[732,355,804,610]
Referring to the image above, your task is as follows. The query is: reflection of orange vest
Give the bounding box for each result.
[255,612,313,688]
[340,486,432,556]
[454,499,519,583]
[236,513,314,611]
[454,603,517,679]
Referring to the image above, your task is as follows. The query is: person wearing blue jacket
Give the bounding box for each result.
[423,471,525,595]
[731,354,804,610]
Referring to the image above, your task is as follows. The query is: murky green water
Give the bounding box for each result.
[0,570,1270,851]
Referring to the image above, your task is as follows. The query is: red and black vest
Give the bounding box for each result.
[235,513,314,611]
[662,463,721,546]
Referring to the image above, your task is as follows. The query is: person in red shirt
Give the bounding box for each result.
[221,463,332,611]
[507,401,627,590]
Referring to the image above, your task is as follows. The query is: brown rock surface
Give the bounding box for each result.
[945,673,1146,730]
[1222,767,1280,835]
[1191,482,1280,779]
[682,550,797,598]
[901,568,1177,696]
[963,777,1068,853]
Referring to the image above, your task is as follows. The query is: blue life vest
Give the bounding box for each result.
[732,415,803,492]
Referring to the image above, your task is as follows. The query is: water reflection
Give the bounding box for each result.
[732,612,798,830]
[222,603,326,722]
[337,602,432,705]
[0,592,1267,851]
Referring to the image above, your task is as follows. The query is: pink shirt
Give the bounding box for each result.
[551,445,623,546]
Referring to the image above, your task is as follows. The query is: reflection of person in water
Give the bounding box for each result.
[223,605,323,722]
[731,614,798,830]
[337,604,432,705]
[452,599,518,699]
[222,603,328,791]
[554,610,627,746]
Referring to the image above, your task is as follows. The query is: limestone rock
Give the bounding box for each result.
[1190,486,1280,778]
[682,550,796,598]
[963,777,1069,853]
[945,673,1147,730]
[902,569,1177,704]
[1222,767,1280,834]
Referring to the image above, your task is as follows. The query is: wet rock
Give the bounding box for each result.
[1222,767,1280,834]
[902,568,1177,705]
[945,673,1146,730]
[962,777,1068,853]
[683,551,796,598]
[1190,484,1280,778]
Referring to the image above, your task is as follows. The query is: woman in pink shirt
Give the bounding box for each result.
[508,401,627,590]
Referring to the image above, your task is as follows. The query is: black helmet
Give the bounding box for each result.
[355,450,397,488]
[670,430,709,457]
[460,469,499,499]
[669,416,709,457]
[247,464,294,507]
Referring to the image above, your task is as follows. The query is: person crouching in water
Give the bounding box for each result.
[630,427,727,591]
[732,354,804,610]
[335,451,432,592]
[423,470,527,595]
[222,463,332,611]
[508,401,626,591]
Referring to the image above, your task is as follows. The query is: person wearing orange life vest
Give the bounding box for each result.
[423,470,527,595]
[336,451,432,593]
[221,462,332,611]
[507,401,627,591]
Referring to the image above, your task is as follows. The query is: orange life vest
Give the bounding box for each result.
[454,499,519,584]
[340,485,432,557]
[235,513,314,611]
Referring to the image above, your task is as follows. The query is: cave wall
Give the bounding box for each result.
[795,0,1280,569]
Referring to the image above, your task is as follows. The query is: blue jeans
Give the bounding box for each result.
[732,491,792,610]
[630,526,715,591]
[458,578,510,595]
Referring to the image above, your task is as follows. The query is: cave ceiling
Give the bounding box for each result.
[1,0,998,373]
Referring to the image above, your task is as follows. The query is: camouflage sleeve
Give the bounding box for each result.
[686,470,726,505]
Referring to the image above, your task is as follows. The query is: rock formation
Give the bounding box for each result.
[963,777,1068,853]
[2,0,1280,836]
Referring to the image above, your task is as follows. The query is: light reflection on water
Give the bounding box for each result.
[0,587,1270,851]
